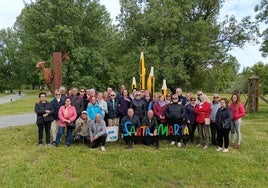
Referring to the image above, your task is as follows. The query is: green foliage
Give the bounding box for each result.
[0,104,268,187]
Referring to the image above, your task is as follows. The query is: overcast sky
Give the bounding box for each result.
[0,0,266,72]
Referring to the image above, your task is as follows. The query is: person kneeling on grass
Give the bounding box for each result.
[89,114,107,151]
[141,110,159,149]
[74,111,91,144]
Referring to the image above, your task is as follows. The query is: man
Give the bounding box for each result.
[165,94,186,147]
[89,114,107,151]
[175,88,187,105]
[121,108,141,148]
[210,93,221,146]
[141,110,159,148]
[74,111,91,144]
[59,86,68,101]
[130,91,147,123]
[50,89,64,144]
[70,87,84,118]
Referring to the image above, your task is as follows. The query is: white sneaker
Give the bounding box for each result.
[170,141,176,145]
[216,147,223,152]
[196,144,202,147]
[222,148,229,153]
[177,142,182,148]
[100,146,105,151]
[203,145,208,150]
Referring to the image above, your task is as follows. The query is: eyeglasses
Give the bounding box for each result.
[172,98,178,99]
[55,94,61,96]
[213,97,219,98]
[198,94,202,96]
[110,95,115,97]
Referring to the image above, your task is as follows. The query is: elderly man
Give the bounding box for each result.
[89,114,107,151]
[121,108,141,149]
[74,111,91,144]
[142,110,159,149]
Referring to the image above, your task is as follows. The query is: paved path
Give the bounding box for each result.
[0,113,35,128]
[0,93,36,128]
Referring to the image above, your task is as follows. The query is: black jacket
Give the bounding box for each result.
[130,99,147,119]
[215,106,232,129]
[34,101,54,124]
[165,103,185,124]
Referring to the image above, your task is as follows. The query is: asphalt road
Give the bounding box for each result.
[0,93,36,128]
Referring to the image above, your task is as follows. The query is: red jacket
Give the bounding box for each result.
[194,102,211,124]
[229,102,245,120]
[153,102,168,124]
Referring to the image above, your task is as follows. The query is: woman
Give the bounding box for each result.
[229,93,246,149]
[34,92,54,146]
[153,95,167,125]
[185,97,197,143]
[194,94,211,149]
[215,98,232,152]
[117,89,132,125]
[56,97,77,147]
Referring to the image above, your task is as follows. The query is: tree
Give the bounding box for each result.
[14,0,115,90]
[116,0,257,92]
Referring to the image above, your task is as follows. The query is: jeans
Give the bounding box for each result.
[37,122,51,144]
[56,126,73,146]
[230,118,242,145]
[51,120,59,142]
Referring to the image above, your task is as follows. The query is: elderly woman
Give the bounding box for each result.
[56,97,77,147]
[34,92,54,146]
[194,94,211,149]
[215,98,232,153]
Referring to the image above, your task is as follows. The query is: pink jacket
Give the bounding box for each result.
[58,105,77,127]
[229,102,245,120]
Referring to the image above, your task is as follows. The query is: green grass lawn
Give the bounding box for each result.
[0,92,267,187]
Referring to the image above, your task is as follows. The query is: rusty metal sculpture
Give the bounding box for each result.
[36,51,70,94]
[36,61,54,94]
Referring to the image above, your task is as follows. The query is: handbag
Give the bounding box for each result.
[222,121,231,129]
[66,122,75,129]
[204,118,210,125]
[43,115,54,122]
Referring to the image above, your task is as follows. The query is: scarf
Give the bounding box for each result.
[158,101,166,107]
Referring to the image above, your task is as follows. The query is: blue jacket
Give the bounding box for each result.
[86,103,103,121]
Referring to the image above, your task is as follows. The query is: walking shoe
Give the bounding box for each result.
[203,145,208,150]
[38,144,42,147]
[234,144,240,149]
[170,141,176,145]
[216,147,223,152]
[222,148,229,153]
[100,146,105,151]
[46,144,51,147]
[177,142,182,148]
[196,144,202,147]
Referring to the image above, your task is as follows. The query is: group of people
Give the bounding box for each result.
[34,85,246,152]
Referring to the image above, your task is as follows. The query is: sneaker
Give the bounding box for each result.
[196,144,202,147]
[46,144,51,147]
[100,146,105,151]
[203,145,208,149]
[222,148,229,153]
[170,141,176,145]
[216,147,223,152]
[38,144,42,147]
[234,144,240,149]
[177,142,182,148]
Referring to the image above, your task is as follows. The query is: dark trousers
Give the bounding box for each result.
[188,123,197,143]
[37,122,51,144]
[142,136,159,148]
[210,122,217,145]
[90,133,107,148]
[217,129,230,149]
